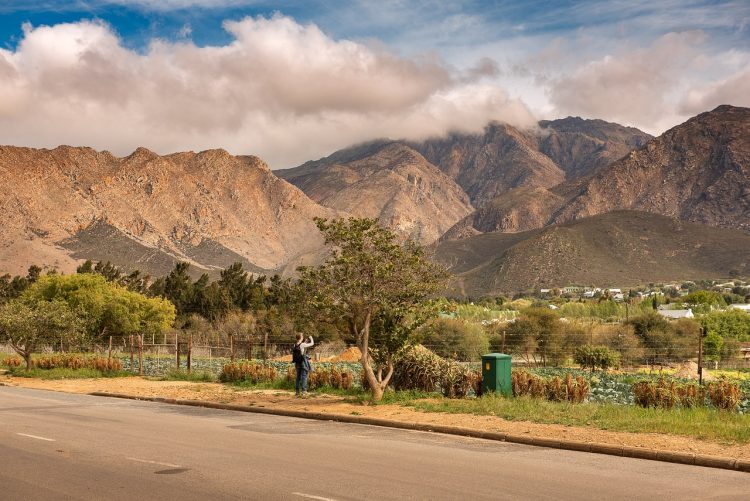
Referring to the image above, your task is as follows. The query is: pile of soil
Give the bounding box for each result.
[674,361,715,381]
[330,347,362,362]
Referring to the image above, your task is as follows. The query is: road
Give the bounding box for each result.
[0,386,748,500]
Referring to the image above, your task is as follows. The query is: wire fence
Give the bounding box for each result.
[3,338,750,375]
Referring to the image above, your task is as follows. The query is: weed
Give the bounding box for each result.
[163,368,216,382]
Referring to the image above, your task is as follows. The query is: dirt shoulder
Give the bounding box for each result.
[3,374,749,459]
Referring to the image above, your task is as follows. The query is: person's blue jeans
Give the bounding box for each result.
[295,364,309,394]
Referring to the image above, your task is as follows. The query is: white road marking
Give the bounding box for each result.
[292,493,339,501]
[16,433,56,442]
[126,457,181,468]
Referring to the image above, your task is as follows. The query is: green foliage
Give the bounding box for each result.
[24,273,175,339]
[162,368,217,382]
[702,331,724,362]
[296,217,448,401]
[0,299,85,369]
[77,260,150,293]
[573,345,620,372]
[419,317,488,361]
[409,395,750,444]
[702,309,750,342]
[559,299,653,321]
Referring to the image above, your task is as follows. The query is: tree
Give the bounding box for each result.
[681,290,726,314]
[574,345,620,372]
[628,313,694,363]
[419,317,488,361]
[23,274,175,341]
[505,308,565,366]
[0,300,84,369]
[296,218,448,401]
[702,309,750,342]
[217,262,266,311]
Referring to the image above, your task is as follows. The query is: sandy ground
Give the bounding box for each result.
[3,374,749,459]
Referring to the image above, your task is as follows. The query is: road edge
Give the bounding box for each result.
[88,391,748,473]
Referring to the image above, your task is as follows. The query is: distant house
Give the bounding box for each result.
[540,289,551,295]
[608,288,622,295]
[613,293,625,302]
[730,304,750,313]
[657,308,694,320]
[563,286,582,294]
[583,290,596,298]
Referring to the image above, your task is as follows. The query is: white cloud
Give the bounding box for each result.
[679,66,750,114]
[0,15,535,167]
[546,31,711,132]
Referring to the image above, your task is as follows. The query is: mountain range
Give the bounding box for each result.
[1,105,748,293]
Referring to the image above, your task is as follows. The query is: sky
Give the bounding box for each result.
[0,1,748,168]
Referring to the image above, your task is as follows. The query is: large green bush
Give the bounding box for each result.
[574,345,620,372]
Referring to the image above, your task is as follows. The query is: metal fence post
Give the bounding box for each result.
[138,334,143,376]
[187,334,192,373]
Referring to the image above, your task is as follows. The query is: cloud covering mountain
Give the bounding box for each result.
[0,2,747,167]
[0,15,535,168]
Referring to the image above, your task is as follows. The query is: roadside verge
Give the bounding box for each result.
[89,391,750,473]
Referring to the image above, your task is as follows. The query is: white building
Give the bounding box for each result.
[657,308,694,320]
[730,304,750,312]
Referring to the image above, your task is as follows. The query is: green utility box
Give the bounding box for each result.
[482,353,512,396]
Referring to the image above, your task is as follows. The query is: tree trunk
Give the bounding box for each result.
[356,312,384,402]
[24,353,32,371]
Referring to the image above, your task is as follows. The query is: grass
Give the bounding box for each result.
[8,367,130,379]
[159,368,217,382]
[405,394,750,444]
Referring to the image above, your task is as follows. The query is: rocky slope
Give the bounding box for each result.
[450,105,750,235]
[277,142,473,244]
[413,118,651,207]
[434,211,750,295]
[0,146,339,276]
[537,117,652,179]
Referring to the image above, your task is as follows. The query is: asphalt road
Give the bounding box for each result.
[1,386,749,500]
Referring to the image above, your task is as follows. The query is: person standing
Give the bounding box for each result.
[292,333,314,397]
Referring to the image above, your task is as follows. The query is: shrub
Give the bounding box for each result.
[1,355,22,367]
[470,369,483,397]
[420,318,489,361]
[574,345,621,372]
[546,374,589,403]
[32,354,121,372]
[392,345,443,392]
[88,357,123,372]
[219,362,277,383]
[511,370,547,398]
[511,370,589,403]
[632,379,708,409]
[707,379,742,411]
[440,363,473,398]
